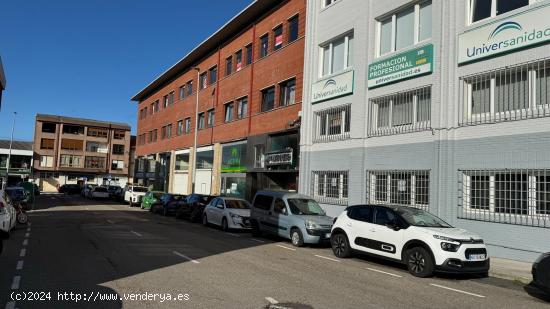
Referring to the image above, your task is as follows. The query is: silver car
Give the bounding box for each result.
[250,190,333,247]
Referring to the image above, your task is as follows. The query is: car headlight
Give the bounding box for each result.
[433,235,456,242]
[305,220,321,229]
[440,242,460,252]
[230,213,243,223]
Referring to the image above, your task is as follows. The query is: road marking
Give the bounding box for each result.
[250,238,265,243]
[19,249,26,257]
[5,301,15,309]
[24,233,30,238]
[27,222,31,227]
[107,220,115,224]
[265,297,279,304]
[130,231,142,237]
[365,267,403,278]
[16,260,24,270]
[429,283,485,298]
[226,232,240,237]
[22,239,28,246]
[314,254,341,262]
[276,244,296,251]
[26,227,30,232]
[11,276,20,289]
[173,251,200,264]
[85,207,89,210]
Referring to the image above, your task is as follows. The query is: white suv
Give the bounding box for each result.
[124,184,148,206]
[0,190,17,254]
[330,205,489,277]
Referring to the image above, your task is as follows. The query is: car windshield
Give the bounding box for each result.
[94,187,107,192]
[396,208,452,228]
[225,200,250,209]
[133,187,148,192]
[287,198,325,215]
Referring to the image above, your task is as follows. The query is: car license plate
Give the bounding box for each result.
[468,254,486,261]
[325,233,331,238]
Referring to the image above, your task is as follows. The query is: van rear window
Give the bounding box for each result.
[253,195,273,210]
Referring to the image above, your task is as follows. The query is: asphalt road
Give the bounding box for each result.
[0,194,548,309]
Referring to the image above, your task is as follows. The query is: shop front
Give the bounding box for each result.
[220,141,247,199]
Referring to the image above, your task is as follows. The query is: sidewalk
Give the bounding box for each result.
[490,257,532,284]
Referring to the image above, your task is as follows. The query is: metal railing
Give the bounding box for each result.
[311,170,349,205]
[366,170,430,211]
[313,104,351,143]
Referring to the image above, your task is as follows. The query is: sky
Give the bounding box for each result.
[0,0,251,141]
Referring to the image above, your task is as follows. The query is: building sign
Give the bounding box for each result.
[368,44,433,88]
[221,143,247,173]
[311,70,354,104]
[458,5,550,64]
[265,148,293,166]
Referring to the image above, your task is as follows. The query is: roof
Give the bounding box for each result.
[0,140,33,151]
[0,56,5,90]
[36,114,131,130]
[131,0,281,102]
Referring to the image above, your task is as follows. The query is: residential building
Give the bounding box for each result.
[300,0,550,262]
[33,114,132,191]
[0,140,32,188]
[132,0,305,200]
[0,56,5,110]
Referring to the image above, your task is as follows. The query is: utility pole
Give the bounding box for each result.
[4,111,16,189]
[191,67,200,194]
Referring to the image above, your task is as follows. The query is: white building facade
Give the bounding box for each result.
[300,0,550,262]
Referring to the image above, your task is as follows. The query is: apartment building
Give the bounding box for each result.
[33,114,132,191]
[0,140,32,188]
[300,0,550,262]
[132,0,305,200]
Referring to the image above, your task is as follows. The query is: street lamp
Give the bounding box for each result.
[4,111,16,189]
[191,67,200,194]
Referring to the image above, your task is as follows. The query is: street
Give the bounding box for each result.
[0,195,547,309]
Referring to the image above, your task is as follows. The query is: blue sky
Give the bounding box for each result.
[0,0,251,141]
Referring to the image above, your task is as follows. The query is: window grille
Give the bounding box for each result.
[314,104,351,142]
[366,170,430,211]
[312,171,349,205]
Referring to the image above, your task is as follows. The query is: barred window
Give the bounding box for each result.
[460,59,550,125]
[366,170,430,210]
[314,104,350,143]
[368,86,431,136]
[459,169,550,228]
[312,171,348,205]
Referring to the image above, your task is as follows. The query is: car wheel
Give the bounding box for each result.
[221,217,229,232]
[17,212,28,225]
[406,247,434,278]
[202,214,208,226]
[290,228,304,247]
[251,220,262,237]
[331,232,352,258]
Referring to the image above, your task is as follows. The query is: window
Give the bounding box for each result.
[273,26,283,51]
[138,134,146,145]
[40,138,55,150]
[166,124,172,138]
[114,131,125,139]
[459,169,550,228]
[198,112,205,130]
[63,125,84,135]
[261,87,275,112]
[163,94,169,108]
[187,80,193,96]
[312,171,349,205]
[175,153,189,171]
[237,97,248,119]
[314,104,351,142]
[42,122,56,133]
[209,66,217,84]
[60,155,82,168]
[235,50,243,71]
[112,144,124,155]
[179,85,186,100]
[279,78,296,106]
[254,144,265,168]
[260,34,269,58]
[226,56,233,76]
[148,131,153,143]
[348,206,374,223]
[369,86,431,136]
[377,1,431,56]
[273,198,287,214]
[321,33,354,76]
[199,72,207,89]
[224,102,234,122]
[460,60,550,126]
[60,139,83,151]
[39,156,53,168]
[288,15,299,43]
[163,92,174,107]
[153,100,160,113]
[177,120,184,135]
[185,118,191,134]
[253,195,273,210]
[367,170,430,211]
[87,127,108,138]
[469,0,530,24]
[161,126,166,139]
[207,109,215,128]
[246,44,253,65]
[111,160,124,170]
[196,150,213,169]
[152,129,158,142]
[86,142,108,153]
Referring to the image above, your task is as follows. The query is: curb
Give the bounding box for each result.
[490,271,531,285]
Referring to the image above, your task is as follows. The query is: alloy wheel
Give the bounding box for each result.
[292,232,300,245]
[333,235,346,256]
[408,251,426,274]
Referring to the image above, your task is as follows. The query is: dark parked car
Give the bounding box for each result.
[175,194,217,222]
[525,252,550,301]
[58,184,82,195]
[152,193,187,216]
[106,185,121,198]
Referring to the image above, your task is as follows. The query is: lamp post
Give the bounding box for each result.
[4,111,16,189]
[191,67,200,193]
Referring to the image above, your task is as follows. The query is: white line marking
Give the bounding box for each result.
[131,231,142,237]
[22,239,28,246]
[85,207,89,210]
[314,254,341,262]
[429,283,485,298]
[265,297,279,304]
[26,227,30,232]
[19,249,26,257]
[365,267,403,278]
[173,251,200,264]
[11,276,20,289]
[276,244,296,251]
[27,222,31,227]
[24,233,29,238]
[5,301,15,309]
[107,220,114,224]
[226,232,240,237]
[250,238,265,243]
[16,260,24,270]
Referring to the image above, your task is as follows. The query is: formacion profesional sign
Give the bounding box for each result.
[367,44,433,88]
[458,4,550,64]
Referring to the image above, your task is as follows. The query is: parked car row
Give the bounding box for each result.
[0,187,30,254]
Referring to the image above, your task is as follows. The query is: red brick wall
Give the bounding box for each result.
[136,0,305,157]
